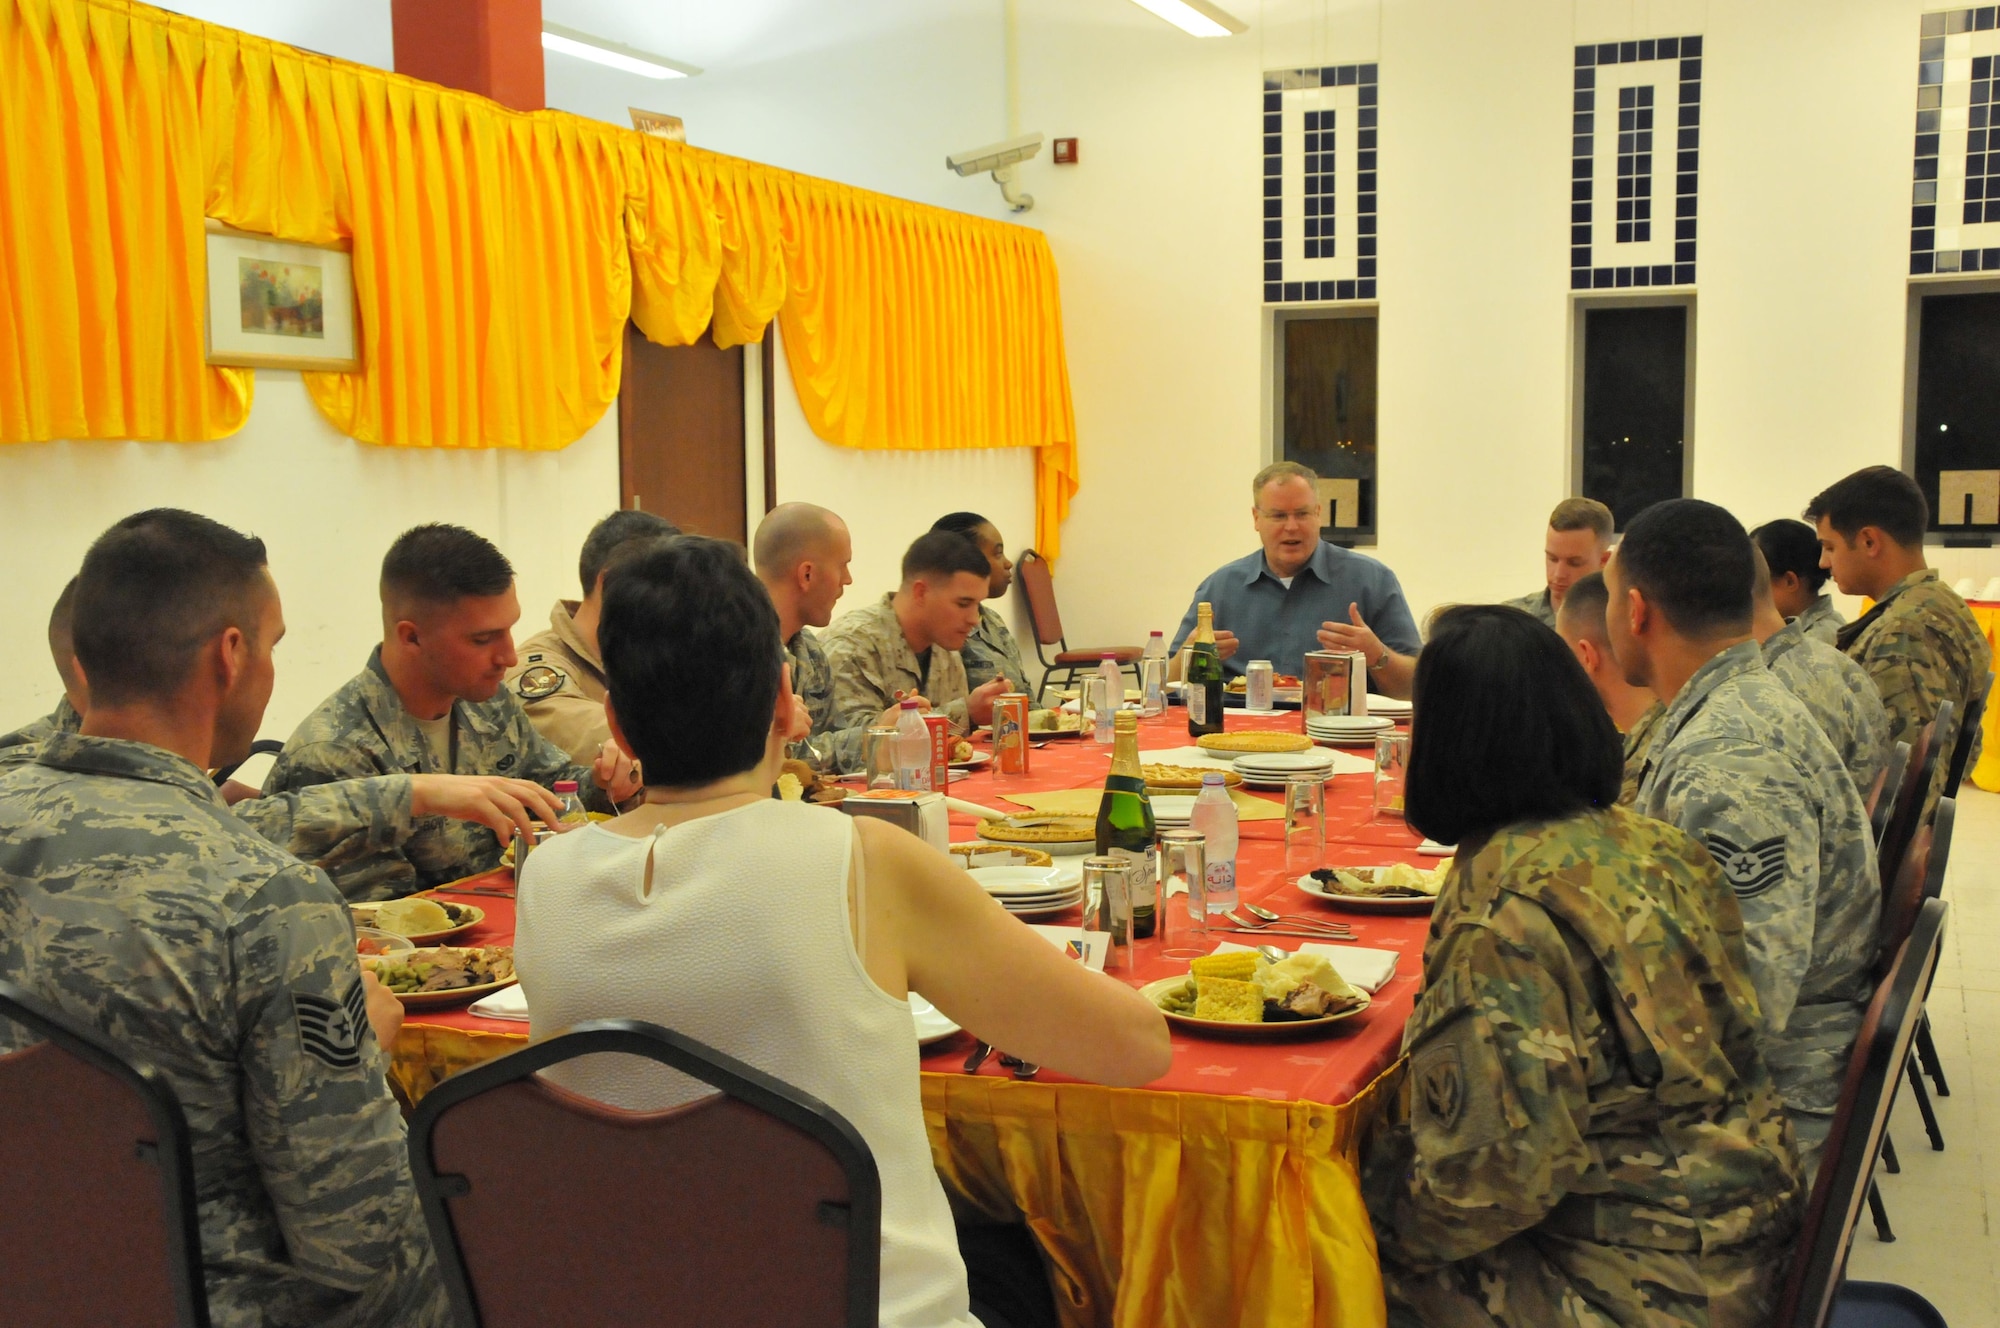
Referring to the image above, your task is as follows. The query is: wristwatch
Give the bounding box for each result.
[1369,648,1390,671]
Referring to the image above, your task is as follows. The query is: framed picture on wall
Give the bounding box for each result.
[202,220,359,371]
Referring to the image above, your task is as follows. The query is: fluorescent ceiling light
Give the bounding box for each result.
[541,23,701,80]
[1126,0,1247,37]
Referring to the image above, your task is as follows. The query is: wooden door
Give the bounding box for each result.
[618,325,774,542]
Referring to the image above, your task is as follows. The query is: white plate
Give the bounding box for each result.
[1001,891,1085,910]
[910,994,961,1045]
[977,836,1096,857]
[967,866,1064,897]
[1233,751,1339,772]
[1295,870,1439,913]
[950,752,993,771]
[1306,718,1394,734]
[1150,795,1197,823]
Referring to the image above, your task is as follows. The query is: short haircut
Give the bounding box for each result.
[47,577,78,682]
[1613,499,1754,638]
[1804,466,1929,548]
[599,536,782,787]
[1549,497,1615,540]
[380,524,513,613]
[1751,518,1830,595]
[1750,545,1773,604]
[1554,571,1611,643]
[930,512,993,538]
[1252,460,1320,502]
[578,510,680,598]
[751,503,842,578]
[1404,604,1622,847]
[901,530,989,584]
[71,510,270,708]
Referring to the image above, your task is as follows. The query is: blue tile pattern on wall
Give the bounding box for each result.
[1263,63,1377,304]
[1571,36,1702,291]
[1914,9,2000,274]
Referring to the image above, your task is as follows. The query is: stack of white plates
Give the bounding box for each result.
[1231,750,1338,788]
[1151,794,1197,826]
[967,866,1085,917]
[1364,694,1413,717]
[1306,713,1396,746]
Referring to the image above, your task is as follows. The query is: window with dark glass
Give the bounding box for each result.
[1279,313,1378,544]
[1913,289,2000,538]
[1577,303,1690,528]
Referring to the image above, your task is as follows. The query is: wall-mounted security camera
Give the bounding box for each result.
[946,132,1044,212]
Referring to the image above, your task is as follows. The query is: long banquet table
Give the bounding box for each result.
[387,709,1435,1328]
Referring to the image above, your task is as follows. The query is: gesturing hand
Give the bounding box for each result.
[1316,603,1385,664]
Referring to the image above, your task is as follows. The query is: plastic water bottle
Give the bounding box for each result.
[895,700,932,791]
[1093,653,1123,744]
[1190,772,1239,915]
[1140,632,1168,716]
[552,780,589,826]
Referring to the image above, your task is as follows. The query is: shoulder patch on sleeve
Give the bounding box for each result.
[1705,833,1788,898]
[515,664,566,700]
[293,979,368,1069]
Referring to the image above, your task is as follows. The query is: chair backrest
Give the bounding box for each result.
[1921,797,1956,904]
[0,980,209,1328]
[1868,742,1909,844]
[1943,671,1991,799]
[1777,898,1948,1328]
[1875,824,1932,979]
[408,1018,880,1328]
[1013,549,1066,648]
[1877,712,1944,886]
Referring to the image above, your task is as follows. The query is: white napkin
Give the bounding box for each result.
[1026,923,1109,970]
[1211,940,1400,993]
[468,982,530,1021]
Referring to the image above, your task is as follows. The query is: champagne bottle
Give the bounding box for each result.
[1095,710,1159,939]
[1185,602,1226,738]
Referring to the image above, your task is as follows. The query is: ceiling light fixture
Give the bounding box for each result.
[1125,0,1247,38]
[540,23,701,80]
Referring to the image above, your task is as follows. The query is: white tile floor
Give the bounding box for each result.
[1845,784,2000,1324]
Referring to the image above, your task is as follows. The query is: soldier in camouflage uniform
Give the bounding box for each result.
[932,512,1033,695]
[1808,467,1992,815]
[821,531,1011,738]
[1752,518,1846,646]
[1753,548,1892,799]
[1366,605,1801,1328]
[1620,700,1663,808]
[2,577,87,772]
[0,510,447,1327]
[1552,573,1663,808]
[1501,497,1615,630]
[0,696,80,771]
[1608,502,1879,1167]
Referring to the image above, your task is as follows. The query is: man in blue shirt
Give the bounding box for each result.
[1171,462,1423,698]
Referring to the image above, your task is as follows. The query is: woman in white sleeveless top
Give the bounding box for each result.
[513,535,1171,1328]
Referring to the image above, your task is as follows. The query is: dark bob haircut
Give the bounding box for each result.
[578,509,680,598]
[1803,465,1929,549]
[1750,518,1829,596]
[1614,498,1754,638]
[380,523,513,609]
[1404,605,1622,849]
[72,510,270,708]
[599,535,784,787]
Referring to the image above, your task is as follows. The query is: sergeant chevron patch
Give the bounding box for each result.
[1705,834,1787,898]
[293,979,369,1069]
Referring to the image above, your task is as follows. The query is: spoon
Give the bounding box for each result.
[1243,902,1354,934]
[1256,945,1289,964]
[1227,908,1352,937]
[962,1041,994,1074]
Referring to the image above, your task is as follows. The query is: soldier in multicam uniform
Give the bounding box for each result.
[0,511,448,1328]
[1552,572,1663,807]
[505,509,678,764]
[931,512,1033,695]
[1752,548,1892,799]
[268,524,639,902]
[1607,501,1879,1170]
[1364,606,1802,1328]
[1501,496,1615,629]
[1807,467,1992,816]
[821,530,1011,738]
[1753,517,1847,646]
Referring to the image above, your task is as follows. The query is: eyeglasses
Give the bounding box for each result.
[1256,507,1321,525]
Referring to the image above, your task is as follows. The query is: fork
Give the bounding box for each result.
[1243,903,1355,934]
[1225,909,1353,937]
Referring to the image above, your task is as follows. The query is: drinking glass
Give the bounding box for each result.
[1283,774,1327,874]
[1158,829,1209,958]
[865,726,900,790]
[1081,855,1134,972]
[1139,657,1168,717]
[1374,731,1410,820]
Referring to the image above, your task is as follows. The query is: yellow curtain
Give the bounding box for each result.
[0,0,1082,555]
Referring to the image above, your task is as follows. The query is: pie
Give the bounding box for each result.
[951,843,1055,869]
[977,816,1095,844]
[1141,764,1242,791]
[1195,732,1315,754]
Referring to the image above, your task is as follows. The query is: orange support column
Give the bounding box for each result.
[391,0,545,112]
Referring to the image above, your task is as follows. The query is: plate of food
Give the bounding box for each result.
[1297,863,1446,913]
[349,896,487,945]
[778,758,850,806]
[361,945,518,1008]
[1026,708,1086,739]
[355,926,415,957]
[976,816,1097,855]
[950,750,993,771]
[1144,950,1369,1039]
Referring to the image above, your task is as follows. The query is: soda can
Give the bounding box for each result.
[923,714,951,791]
[1245,659,1275,712]
[993,693,1031,774]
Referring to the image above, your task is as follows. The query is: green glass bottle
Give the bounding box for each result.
[1185,601,1226,738]
[1096,710,1159,939]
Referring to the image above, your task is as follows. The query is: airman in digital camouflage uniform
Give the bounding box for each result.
[1609,501,1878,1169]
[1753,517,1847,646]
[821,530,1010,739]
[0,696,79,771]
[0,510,447,1328]
[1503,497,1615,631]
[1365,606,1801,1328]
[1,577,87,772]
[1620,699,1664,808]
[1753,548,1892,799]
[1552,572,1662,808]
[268,524,638,902]
[932,512,1033,695]
[506,509,679,764]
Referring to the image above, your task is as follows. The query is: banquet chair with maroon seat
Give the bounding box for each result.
[1941,672,1990,800]
[1909,798,1958,1112]
[1775,898,1948,1328]
[1875,710,1945,892]
[0,979,209,1328]
[1868,743,1909,845]
[1013,549,1143,700]
[407,1018,880,1328]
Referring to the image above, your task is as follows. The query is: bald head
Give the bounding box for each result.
[754,504,844,578]
[753,503,853,634]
